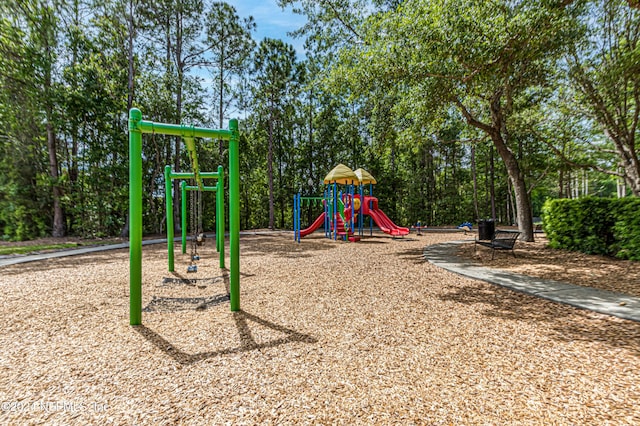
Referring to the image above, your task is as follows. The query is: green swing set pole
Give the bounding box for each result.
[129,109,143,325]
[164,165,175,272]
[229,119,240,311]
[217,165,225,268]
[181,181,187,254]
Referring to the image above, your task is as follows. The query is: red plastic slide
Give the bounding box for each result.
[299,212,326,237]
[368,208,409,236]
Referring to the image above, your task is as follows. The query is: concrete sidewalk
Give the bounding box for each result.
[424,241,640,323]
[0,238,168,268]
[0,230,288,268]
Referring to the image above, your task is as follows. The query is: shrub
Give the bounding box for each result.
[542,197,637,258]
[612,198,640,260]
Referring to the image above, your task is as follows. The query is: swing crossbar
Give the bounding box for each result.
[169,171,222,179]
[134,119,230,191]
[185,185,217,191]
[135,120,232,140]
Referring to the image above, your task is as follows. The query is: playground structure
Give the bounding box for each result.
[128,108,241,325]
[294,164,409,242]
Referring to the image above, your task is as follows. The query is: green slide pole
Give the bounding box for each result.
[181,180,187,254]
[164,165,174,272]
[129,109,143,325]
[229,119,240,311]
[217,165,225,269]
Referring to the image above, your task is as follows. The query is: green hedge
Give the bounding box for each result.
[612,197,640,260]
[542,197,640,260]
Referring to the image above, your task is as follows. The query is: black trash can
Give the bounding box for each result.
[478,219,495,240]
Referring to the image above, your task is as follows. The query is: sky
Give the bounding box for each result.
[224,0,308,57]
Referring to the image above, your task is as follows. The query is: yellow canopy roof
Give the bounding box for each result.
[323,164,359,185]
[354,168,377,185]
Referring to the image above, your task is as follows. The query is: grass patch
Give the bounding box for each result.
[0,243,80,256]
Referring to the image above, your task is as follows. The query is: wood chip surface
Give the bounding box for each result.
[0,231,639,425]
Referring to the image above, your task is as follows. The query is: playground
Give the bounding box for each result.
[1,231,639,424]
[294,163,409,243]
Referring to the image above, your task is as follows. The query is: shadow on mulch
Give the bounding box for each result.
[397,247,431,264]
[353,239,387,245]
[143,293,231,312]
[392,237,420,242]
[134,310,317,365]
[242,234,338,258]
[439,282,640,355]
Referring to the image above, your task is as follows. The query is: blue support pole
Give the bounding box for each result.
[293,193,299,242]
[298,193,301,242]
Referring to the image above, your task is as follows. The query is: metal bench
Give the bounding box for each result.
[475,230,521,260]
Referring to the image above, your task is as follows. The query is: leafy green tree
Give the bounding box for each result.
[327,0,579,240]
[205,2,256,158]
[0,13,50,239]
[1,0,67,238]
[143,0,209,231]
[566,0,640,195]
[251,38,299,229]
[278,0,368,59]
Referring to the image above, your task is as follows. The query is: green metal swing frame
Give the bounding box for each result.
[128,108,241,325]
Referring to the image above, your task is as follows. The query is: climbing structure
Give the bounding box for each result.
[294,164,409,242]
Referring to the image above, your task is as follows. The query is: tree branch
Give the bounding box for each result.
[321,0,363,42]
[454,98,496,136]
[539,137,623,177]
[527,166,551,195]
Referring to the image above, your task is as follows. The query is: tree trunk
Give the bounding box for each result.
[456,95,534,241]
[268,102,275,230]
[490,133,534,240]
[219,52,225,158]
[173,9,184,234]
[47,122,65,237]
[42,9,64,238]
[308,87,314,225]
[489,145,496,220]
[471,143,479,221]
[616,139,640,196]
[278,121,285,229]
[489,92,534,240]
[121,0,136,238]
